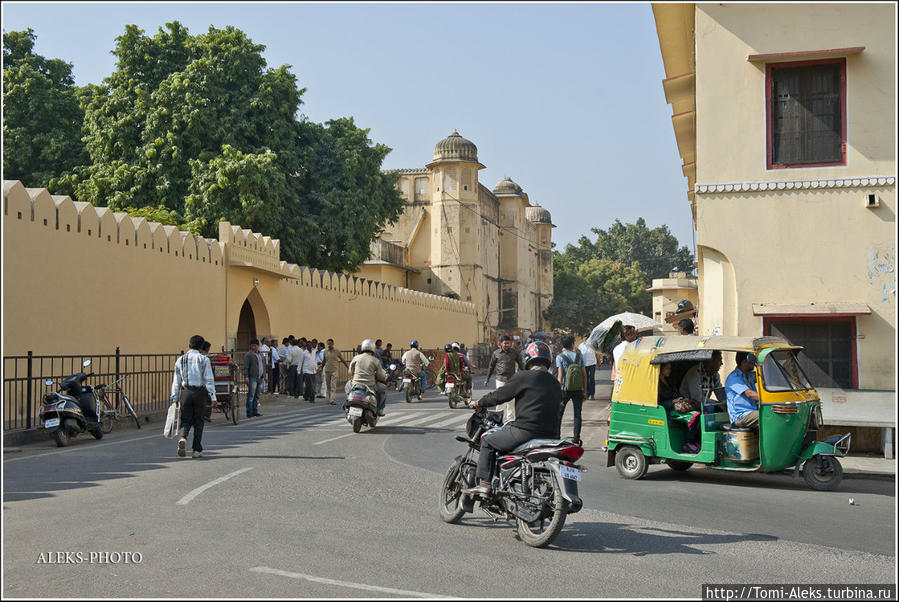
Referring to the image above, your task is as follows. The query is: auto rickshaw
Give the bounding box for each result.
[604,335,850,490]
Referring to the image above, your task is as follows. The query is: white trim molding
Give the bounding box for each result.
[695,176,895,194]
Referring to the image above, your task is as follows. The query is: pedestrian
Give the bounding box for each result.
[485,335,525,422]
[244,338,265,418]
[258,337,271,395]
[677,318,696,336]
[268,338,281,396]
[323,338,350,404]
[577,338,598,400]
[301,338,316,402]
[200,340,215,423]
[611,325,637,383]
[277,337,289,394]
[374,339,384,363]
[288,336,303,398]
[315,341,326,399]
[170,335,217,458]
[556,334,586,446]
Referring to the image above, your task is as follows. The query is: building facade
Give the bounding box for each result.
[653,3,896,453]
[647,271,699,333]
[356,131,555,343]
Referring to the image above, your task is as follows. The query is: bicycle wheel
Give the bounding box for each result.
[97,394,115,434]
[425,368,437,389]
[121,394,141,429]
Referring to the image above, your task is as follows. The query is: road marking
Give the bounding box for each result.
[249,566,448,598]
[399,411,455,426]
[429,413,472,428]
[313,432,355,445]
[177,467,254,505]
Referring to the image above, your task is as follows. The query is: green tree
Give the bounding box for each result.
[2,29,89,193]
[545,255,650,335]
[565,218,694,280]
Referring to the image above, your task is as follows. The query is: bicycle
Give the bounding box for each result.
[95,376,141,433]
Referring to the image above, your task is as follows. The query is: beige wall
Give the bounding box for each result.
[3,181,478,358]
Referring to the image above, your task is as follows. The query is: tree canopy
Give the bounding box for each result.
[2,23,404,272]
[545,218,694,335]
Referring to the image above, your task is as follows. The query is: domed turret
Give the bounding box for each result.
[526,202,553,225]
[432,130,479,164]
[493,176,524,197]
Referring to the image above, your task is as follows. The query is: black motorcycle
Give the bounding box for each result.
[438,409,586,548]
[40,360,104,447]
[343,384,379,433]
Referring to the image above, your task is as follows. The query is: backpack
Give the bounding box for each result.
[561,350,584,392]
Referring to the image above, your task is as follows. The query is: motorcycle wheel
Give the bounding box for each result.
[352,417,362,433]
[516,470,568,548]
[405,386,413,403]
[90,426,103,440]
[53,429,70,447]
[439,459,470,524]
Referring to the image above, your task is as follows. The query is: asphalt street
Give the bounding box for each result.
[3,381,895,598]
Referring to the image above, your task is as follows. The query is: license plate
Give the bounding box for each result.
[560,465,582,482]
[348,407,363,417]
[403,378,411,383]
[445,383,454,390]
[44,418,60,428]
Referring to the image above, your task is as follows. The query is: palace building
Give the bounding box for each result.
[356,131,555,343]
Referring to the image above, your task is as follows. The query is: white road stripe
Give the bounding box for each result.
[176,467,254,505]
[249,566,449,598]
[397,411,455,427]
[429,413,472,428]
[373,412,419,426]
[313,432,354,445]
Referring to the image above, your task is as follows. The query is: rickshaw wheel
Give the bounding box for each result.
[615,446,648,480]
[802,456,843,491]
[667,460,693,472]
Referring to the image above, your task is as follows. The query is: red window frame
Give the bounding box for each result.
[763,315,857,389]
[765,57,847,170]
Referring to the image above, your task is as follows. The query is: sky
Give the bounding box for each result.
[2,1,696,259]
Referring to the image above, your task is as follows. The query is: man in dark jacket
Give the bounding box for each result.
[463,340,561,497]
[243,339,265,418]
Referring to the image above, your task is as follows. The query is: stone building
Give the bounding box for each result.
[356,131,555,343]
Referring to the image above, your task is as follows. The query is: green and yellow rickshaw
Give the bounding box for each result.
[603,335,850,490]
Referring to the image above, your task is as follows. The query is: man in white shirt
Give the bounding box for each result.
[258,338,271,394]
[611,325,637,384]
[276,338,289,394]
[301,339,317,402]
[287,337,303,398]
[577,339,598,400]
[171,335,217,459]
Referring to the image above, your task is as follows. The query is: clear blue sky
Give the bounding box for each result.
[2,1,695,258]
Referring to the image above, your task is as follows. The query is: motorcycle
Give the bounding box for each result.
[438,408,586,548]
[443,373,470,409]
[40,360,104,447]
[400,366,423,403]
[343,384,380,433]
[385,362,400,391]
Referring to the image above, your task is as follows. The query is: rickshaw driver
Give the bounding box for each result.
[725,352,761,428]
[679,350,726,413]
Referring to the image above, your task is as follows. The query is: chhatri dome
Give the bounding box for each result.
[432,130,479,164]
[493,176,524,197]
[526,201,554,225]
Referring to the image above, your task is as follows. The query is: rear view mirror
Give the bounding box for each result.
[82,360,92,367]
[45,379,54,386]
[428,356,435,361]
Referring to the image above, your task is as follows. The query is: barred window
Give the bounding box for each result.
[768,58,845,168]
[766,318,855,389]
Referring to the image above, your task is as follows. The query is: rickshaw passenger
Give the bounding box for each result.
[659,363,700,453]
[725,352,760,428]
[679,351,725,413]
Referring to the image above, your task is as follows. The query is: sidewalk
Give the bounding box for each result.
[577,368,895,479]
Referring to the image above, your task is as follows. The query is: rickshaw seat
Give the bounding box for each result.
[721,423,755,433]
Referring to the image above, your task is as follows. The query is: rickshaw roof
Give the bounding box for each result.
[623,335,800,363]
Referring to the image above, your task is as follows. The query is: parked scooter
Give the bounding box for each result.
[343,384,380,433]
[40,360,104,447]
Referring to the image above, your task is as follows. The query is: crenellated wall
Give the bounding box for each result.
[2,181,477,358]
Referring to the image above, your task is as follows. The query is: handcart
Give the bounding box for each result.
[210,353,240,425]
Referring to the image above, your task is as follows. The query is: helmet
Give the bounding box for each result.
[410,340,419,348]
[676,299,694,314]
[444,344,453,353]
[361,339,375,353]
[523,341,552,369]
[452,342,460,350]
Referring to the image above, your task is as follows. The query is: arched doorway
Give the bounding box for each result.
[237,299,256,350]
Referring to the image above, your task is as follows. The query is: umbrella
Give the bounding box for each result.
[586,312,663,354]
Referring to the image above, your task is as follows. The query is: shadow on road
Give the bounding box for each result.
[551,521,778,555]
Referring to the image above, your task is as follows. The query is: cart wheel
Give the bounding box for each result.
[231,401,239,425]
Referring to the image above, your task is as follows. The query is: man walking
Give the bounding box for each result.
[611,325,637,383]
[288,336,303,398]
[323,338,350,405]
[315,341,326,399]
[244,338,265,418]
[577,338,598,400]
[301,338,317,402]
[277,337,289,394]
[556,334,587,446]
[171,335,217,458]
[484,335,525,422]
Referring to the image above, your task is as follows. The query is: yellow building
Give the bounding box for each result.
[356,131,555,343]
[653,3,896,453]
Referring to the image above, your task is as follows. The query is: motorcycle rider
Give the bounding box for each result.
[438,343,461,393]
[347,339,389,416]
[401,340,430,395]
[463,340,562,497]
[451,342,472,394]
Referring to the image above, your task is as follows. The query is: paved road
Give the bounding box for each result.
[3,383,895,598]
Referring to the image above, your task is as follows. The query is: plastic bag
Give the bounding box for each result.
[163,402,180,439]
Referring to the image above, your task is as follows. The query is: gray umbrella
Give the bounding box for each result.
[586,312,664,354]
